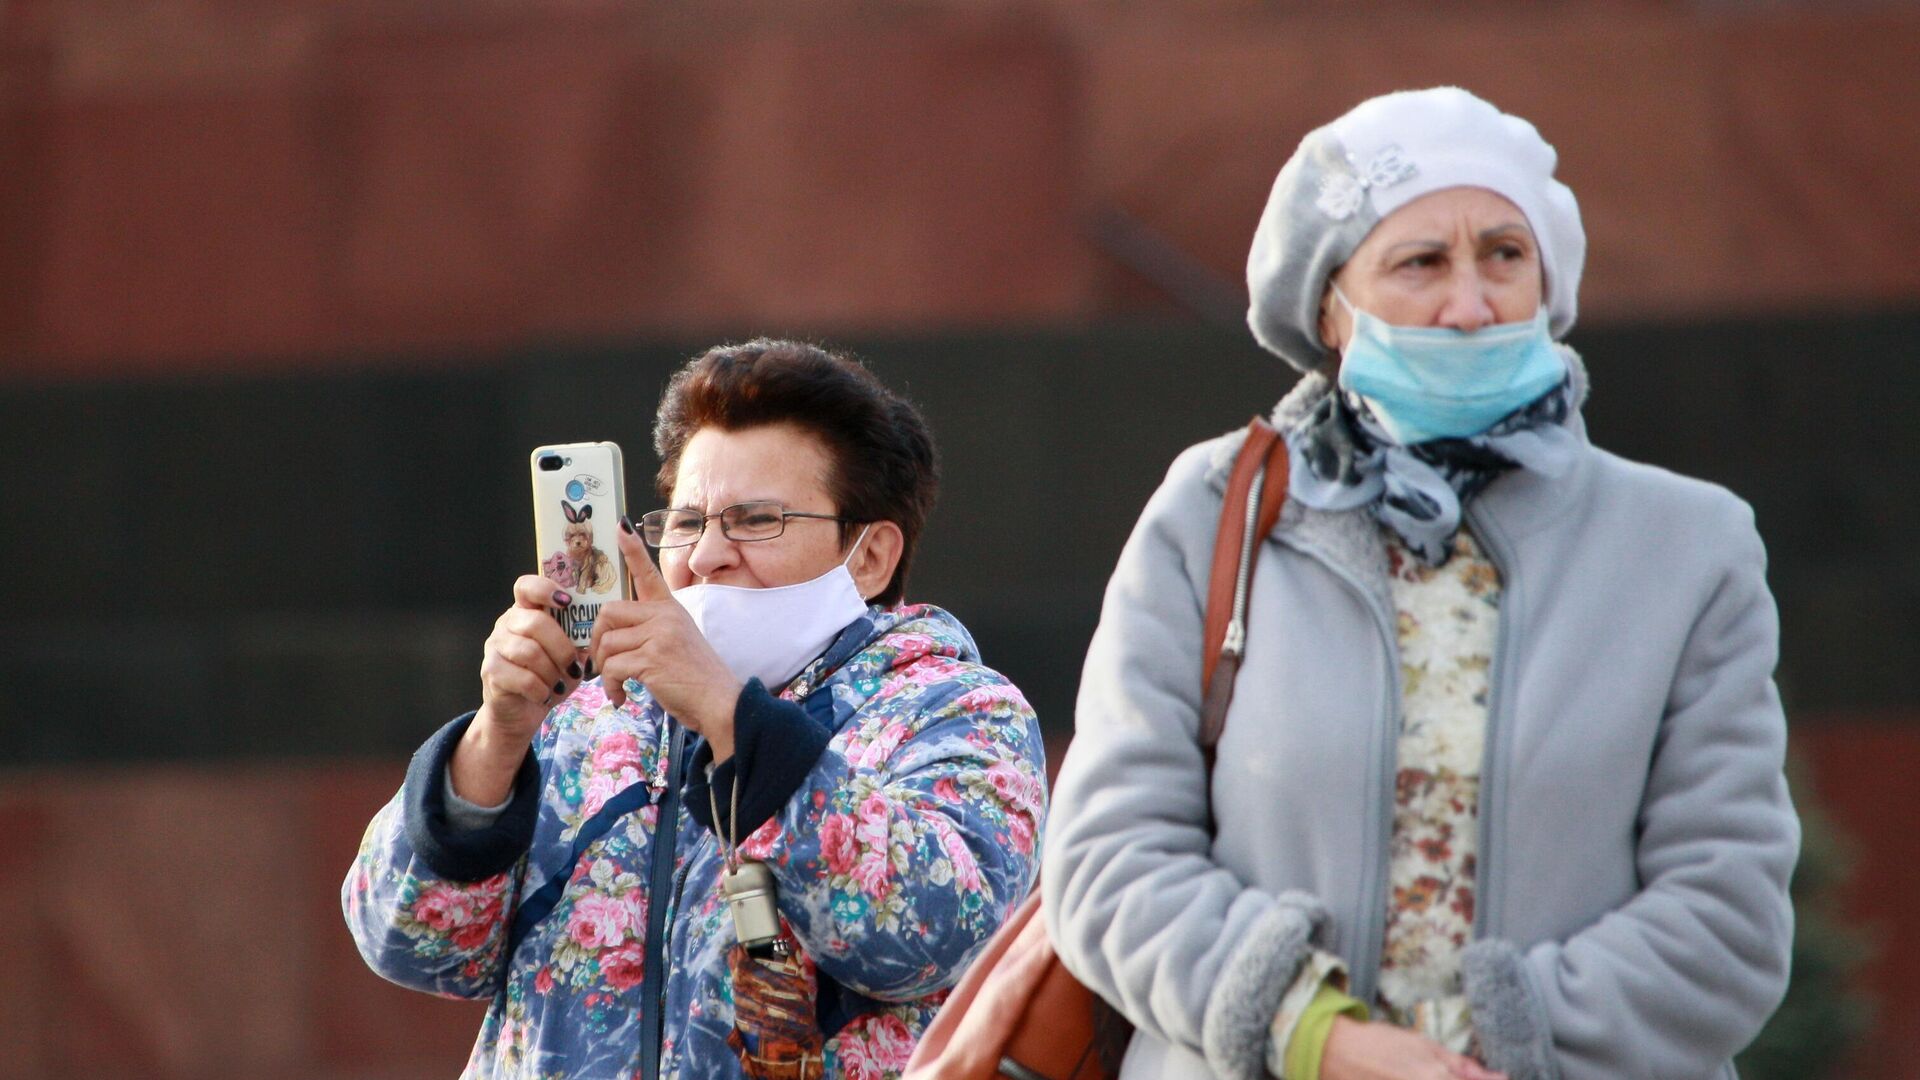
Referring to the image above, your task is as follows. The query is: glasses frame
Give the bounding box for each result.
[639,500,854,549]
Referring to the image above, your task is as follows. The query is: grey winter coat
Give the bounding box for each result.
[1043,359,1799,1080]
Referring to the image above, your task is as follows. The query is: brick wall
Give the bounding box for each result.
[0,722,1911,1079]
[2,3,1916,1077]
[4,2,1919,379]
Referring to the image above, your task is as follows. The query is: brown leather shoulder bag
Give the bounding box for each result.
[903,418,1289,1080]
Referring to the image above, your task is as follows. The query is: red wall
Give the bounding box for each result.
[0,721,1909,1079]
[1,3,1915,1077]
[4,3,1919,380]
[1793,720,1920,1077]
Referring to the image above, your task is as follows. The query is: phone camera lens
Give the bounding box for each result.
[538,455,564,472]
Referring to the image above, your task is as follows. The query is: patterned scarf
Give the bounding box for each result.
[1284,372,1580,565]
[726,938,825,1079]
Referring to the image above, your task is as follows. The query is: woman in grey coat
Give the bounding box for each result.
[1043,87,1798,1080]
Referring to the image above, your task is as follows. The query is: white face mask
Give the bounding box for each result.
[674,525,873,692]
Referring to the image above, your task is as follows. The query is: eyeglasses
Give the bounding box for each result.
[638,500,854,549]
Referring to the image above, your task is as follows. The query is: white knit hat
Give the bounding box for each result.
[1246,87,1586,372]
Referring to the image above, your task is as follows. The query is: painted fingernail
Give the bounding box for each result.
[553,681,566,697]
[584,659,596,679]
[620,514,635,535]
[553,590,573,607]
[567,661,582,679]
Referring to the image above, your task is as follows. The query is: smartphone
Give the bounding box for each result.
[531,442,630,648]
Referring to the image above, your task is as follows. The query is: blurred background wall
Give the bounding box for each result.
[2,1,1917,1076]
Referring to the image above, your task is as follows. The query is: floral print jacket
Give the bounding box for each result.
[343,604,1047,1080]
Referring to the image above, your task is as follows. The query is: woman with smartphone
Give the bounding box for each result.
[343,340,1047,1080]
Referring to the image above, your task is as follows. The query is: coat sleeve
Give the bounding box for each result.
[1465,495,1800,1080]
[721,663,1049,1003]
[341,712,541,1001]
[1043,443,1328,1080]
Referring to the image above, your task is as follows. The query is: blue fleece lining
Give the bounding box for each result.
[402,711,543,882]
[685,678,835,840]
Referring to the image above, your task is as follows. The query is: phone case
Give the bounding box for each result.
[531,441,630,648]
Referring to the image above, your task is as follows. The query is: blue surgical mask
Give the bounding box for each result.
[1332,285,1566,445]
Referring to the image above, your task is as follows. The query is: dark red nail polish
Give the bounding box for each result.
[553,681,566,697]
[567,661,582,679]
[620,514,635,535]
[553,590,572,607]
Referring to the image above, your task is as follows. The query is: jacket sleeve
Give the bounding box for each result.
[340,712,541,1000]
[1466,496,1800,1080]
[1044,443,1327,1080]
[712,665,1048,1003]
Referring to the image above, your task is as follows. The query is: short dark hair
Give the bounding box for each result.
[652,339,940,607]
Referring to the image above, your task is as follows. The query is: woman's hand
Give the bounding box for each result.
[457,575,584,805]
[590,519,743,761]
[1322,1017,1507,1080]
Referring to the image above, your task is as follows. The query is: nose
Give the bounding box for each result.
[1435,268,1497,332]
[684,518,739,580]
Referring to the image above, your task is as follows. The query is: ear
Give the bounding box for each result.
[848,521,905,603]
[579,503,593,520]
[561,501,580,523]
[1317,282,1343,354]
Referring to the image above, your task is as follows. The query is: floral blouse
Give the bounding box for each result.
[1375,527,1499,1047]
[1270,527,1500,1066]
[342,604,1047,1080]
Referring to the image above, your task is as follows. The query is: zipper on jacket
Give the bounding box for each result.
[1273,532,1403,1007]
[652,813,707,1079]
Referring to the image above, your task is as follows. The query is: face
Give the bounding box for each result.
[662,422,898,597]
[1318,186,1544,358]
[564,521,593,558]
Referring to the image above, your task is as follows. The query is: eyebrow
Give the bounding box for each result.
[669,497,777,513]
[1379,223,1533,262]
[1479,223,1532,242]
[1380,239,1447,262]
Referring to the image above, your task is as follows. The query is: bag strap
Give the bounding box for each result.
[1085,420,1289,1072]
[1199,418,1290,761]
[503,719,686,1080]
[506,734,672,960]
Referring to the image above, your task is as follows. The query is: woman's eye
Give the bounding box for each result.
[1399,253,1443,271]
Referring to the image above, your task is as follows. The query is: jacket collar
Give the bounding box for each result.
[783,603,979,705]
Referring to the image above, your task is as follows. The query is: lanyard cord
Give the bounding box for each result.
[707,762,743,872]
[710,759,819,1080]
